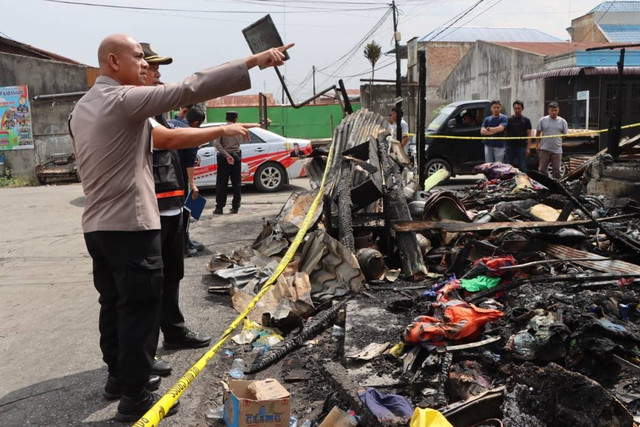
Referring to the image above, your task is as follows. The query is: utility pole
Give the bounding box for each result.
[392,1,403,146]
[609,48,625,159]
[312,65,316,105]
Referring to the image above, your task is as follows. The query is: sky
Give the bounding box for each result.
[4,0,612,102]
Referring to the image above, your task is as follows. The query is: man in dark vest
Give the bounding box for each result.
[142,43,211,370]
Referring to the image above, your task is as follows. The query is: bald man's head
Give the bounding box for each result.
[97,34,148,86]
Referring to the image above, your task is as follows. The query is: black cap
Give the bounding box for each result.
[226,111,238,121]
[140,42,173,65]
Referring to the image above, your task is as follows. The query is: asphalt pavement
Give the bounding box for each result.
[0,173,480,426]
[0,178,310,426]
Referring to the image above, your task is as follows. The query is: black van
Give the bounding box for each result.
[422,100,490,177]
[421,100,599,179]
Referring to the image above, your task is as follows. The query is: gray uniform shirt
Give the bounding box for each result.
[536,115,568,154]
[214,121,243,157]
[70,60,250,233]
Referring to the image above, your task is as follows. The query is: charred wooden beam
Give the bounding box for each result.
[338,159,355,251]
[435,352,453,408]
[378,134,427,281]
[529,170,640,254]
[394,213,640,233]
[467,273,640,303]
[346,138,384,211]
[246,299,348,374]
[321,361,380,426]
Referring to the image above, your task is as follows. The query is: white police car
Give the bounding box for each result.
[194,124,312,192]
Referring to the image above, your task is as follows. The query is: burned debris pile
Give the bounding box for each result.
[207,109,640,426]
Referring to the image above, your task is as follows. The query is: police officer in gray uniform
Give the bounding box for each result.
[213,111,243,214]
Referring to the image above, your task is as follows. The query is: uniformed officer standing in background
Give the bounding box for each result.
[213,111,243,215]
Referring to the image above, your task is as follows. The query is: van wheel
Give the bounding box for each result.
[546,161,567,178]
[424,158,451,177]
[254,162,286,192]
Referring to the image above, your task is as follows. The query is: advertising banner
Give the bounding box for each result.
[0,85,34,150]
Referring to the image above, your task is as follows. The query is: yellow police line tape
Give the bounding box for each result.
[134,136,338,427]
[404,121,640,140]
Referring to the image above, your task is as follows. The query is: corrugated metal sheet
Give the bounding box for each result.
[493,42,608,57]
[523,66,640,80]
[591,1,640,13]
[0,36,83,65]
[546,244,640,275]
[419,27,562,43]
[600,25,640,43]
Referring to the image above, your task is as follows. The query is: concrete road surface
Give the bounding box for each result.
[0,178,310,426]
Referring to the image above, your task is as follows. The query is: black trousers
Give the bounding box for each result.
[84,230,163,397]
[215,152,241,210]
[160,214,187,340]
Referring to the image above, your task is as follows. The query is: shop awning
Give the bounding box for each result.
[523,66,640,81]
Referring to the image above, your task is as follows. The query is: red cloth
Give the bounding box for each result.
[403,301,503,346]
[474,256,517,278]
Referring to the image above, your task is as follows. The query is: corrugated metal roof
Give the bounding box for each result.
[523,66,640,80]
[0,36,84,65]
[546,244,640,275]
[492,42,608,56]
[590,1,640,13]
[599,24,640,43]
[419,27,562,43]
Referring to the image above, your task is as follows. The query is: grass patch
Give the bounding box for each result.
[0,175,37,188]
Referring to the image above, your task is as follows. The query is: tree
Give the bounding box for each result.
[364,40,382,108]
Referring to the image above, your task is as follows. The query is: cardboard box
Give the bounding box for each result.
[224,379,291,427]
[248,379,290,401]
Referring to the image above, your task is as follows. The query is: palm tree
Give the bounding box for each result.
[364,40,382,108]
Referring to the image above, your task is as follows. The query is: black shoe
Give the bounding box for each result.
[116,390,179,422]
[103,375,161,400]
[229,207,239,214]
[213,208,223,215]
[189,239,205,252]
[164,330,212,350]
[151,356,172,377]
[184,246,198,258]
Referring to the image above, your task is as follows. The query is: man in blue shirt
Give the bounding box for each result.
[480,100,508,163]
[169,106,205,257]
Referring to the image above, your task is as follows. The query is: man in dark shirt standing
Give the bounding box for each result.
[505,100,532,172]
[141,43,211,376]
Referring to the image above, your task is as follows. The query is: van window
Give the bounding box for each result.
[428,106,455,131]
[454,107,484,129]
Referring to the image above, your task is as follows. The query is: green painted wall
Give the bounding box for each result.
[206,103,361,139]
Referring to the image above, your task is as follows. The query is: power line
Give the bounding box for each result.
[312,8,392,88]
[316,58,395,79]
[425,0,487,42]
[222,0,389,5]
[452,0,504,29]
[317,8,392,72]
[42,0,389,13]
